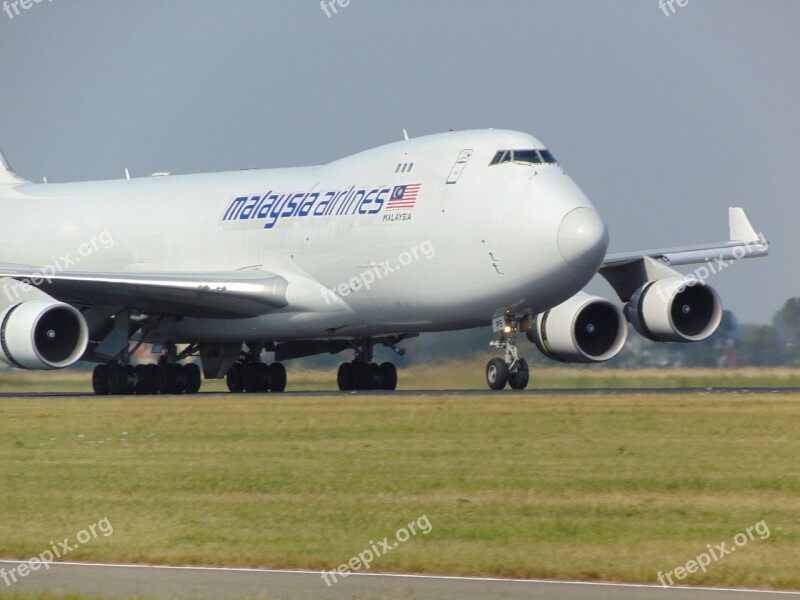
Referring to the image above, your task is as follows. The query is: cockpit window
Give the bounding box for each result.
[489,150,511,165]
[489,149,558,166]
[511,150,542,165]
[538,149,558,164]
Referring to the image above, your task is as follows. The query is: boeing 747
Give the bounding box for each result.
[0,129,768,393]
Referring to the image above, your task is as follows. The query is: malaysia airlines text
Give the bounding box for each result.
[222,184,419,230]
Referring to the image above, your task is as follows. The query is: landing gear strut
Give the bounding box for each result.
[486,315,530,390]
[337,340,398,391]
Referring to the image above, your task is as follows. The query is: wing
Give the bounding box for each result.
[0,269,288,319]
[599,207,768,302]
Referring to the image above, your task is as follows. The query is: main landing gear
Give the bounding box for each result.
[225,343,287,393]
[337,340,398,391]
[486,315,530,390]
[92,344,203,396]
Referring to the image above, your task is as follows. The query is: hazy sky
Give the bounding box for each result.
[0,1,797,323]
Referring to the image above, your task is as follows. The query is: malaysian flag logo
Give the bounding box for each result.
[386,183,421,211]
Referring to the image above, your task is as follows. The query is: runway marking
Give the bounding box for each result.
[1,559,798,595]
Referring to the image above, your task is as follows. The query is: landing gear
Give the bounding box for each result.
[91,343,205,396]
[224,343,287,393]
[337,340,398,391]
[487,315,530,390]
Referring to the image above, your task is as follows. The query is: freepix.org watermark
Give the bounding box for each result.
[656,520,770,587]
[320,0,351,18]
[1,517,114,587]
[659,0,689,17]
[1,230,115,302]
[2,0,55,21]
[656,234,766,303]
[321,240,435,305]
[321,514,433,587]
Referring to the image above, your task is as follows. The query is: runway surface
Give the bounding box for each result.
[1,560,798,599]
[2,387,800,399]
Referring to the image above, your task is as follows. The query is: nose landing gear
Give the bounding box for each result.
[486,315,530,390]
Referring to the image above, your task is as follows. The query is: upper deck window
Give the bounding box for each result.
[489,149,558,166]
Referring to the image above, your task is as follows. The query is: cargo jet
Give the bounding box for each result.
[0,129,768,393]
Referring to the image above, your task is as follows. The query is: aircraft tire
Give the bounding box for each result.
[184,363,202,394]
[486,358,509,390]
[378,362,397,390]
[92,364,110,396]
[268,362,287,392]
[337,362,355,391]
[226,363,244,393]
[508,358,529,390]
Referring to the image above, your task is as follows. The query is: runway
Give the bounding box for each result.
[1,560,798,599]
[2,386,800,399]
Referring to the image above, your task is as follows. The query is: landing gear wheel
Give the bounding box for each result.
[353,362,372,390]
[486,358,509,390]
[378,362,397,390]
[369,363,381,389]
[92,364,109,396]
[508,358,529,390]
[337,362,355,391]
[158,363,185,395]
[108,364,132,395]
[184,363,202,394]
[243,362,269,393]
[268,362,287,392]
[226,363,244,393]
[134,364,158,395]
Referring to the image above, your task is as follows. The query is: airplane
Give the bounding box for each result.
[0,129,768,394]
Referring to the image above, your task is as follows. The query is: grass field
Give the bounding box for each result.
[1,388,799,594]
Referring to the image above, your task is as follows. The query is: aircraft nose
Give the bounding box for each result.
[557,207,609,269]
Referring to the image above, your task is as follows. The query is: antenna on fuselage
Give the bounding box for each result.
[403,129,410,141]
[124,168,131,181]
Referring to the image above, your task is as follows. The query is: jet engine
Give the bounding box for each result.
[0,300,89,369]
[624,277,722,343]
[527,293,627,363]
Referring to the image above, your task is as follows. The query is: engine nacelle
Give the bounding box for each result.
[625,277,722,343]
[0,300,89,370]
[527,294,628,363]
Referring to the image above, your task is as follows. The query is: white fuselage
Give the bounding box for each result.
[0,129,608,343]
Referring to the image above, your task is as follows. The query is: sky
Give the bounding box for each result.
[0,0,797,324]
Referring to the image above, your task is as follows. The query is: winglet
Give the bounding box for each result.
[728,207,759,242]
[0,148,29,185]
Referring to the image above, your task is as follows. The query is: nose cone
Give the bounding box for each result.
[557,207,609,269]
